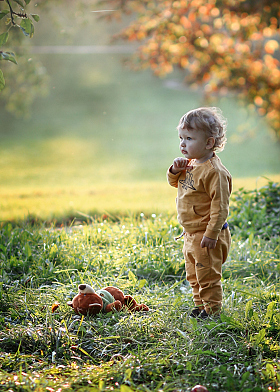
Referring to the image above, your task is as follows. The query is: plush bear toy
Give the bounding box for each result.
[67,284,149,316]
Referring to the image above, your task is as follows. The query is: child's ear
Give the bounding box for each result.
[206,137,215,150]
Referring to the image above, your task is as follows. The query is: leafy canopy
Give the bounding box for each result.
[100,0,280,139]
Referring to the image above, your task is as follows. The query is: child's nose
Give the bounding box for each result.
[180,139,186,146]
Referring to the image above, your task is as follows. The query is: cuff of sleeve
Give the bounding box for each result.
[204,228,221,240]
[167,165,181,178]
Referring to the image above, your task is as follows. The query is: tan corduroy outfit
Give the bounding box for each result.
[167,154,232,314]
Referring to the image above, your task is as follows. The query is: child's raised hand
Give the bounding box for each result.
[170,157,192,174]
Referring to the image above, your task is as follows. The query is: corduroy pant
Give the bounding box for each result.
[183,227,231,314]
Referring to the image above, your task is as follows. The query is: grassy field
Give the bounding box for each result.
[0,211,279,392]
[1,9,279,392]
[1,51,280,222]
[1,176,280,223]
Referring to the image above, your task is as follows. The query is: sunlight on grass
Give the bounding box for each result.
[0,214,279,391]
[1,176,279,221]
[1,15,279,391]
[233,175,280,190]
[1,53,280,223]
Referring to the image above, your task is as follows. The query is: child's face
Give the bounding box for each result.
[178,125,213,163]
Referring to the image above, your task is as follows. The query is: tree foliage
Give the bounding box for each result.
[0,0,49,116]
[0,0,92,117]
[100,0,280,139]
[0,0,39,88]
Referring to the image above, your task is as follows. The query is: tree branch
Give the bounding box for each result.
[6,0,27,26]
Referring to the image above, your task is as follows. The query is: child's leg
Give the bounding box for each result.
[184,229,231,314]
[196,229,231,314]
[183,233,204,309]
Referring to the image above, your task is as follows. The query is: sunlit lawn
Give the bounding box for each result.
[1,13,280,392]
[1,176,280,222]
[0,214,279,391]
[0,53,280,221]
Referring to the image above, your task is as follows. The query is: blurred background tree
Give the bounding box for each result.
[1,0,280,140]
[99,0,280,140]
[0,0,93,117]
[0,0,46,116]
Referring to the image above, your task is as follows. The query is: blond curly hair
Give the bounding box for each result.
[177,107,228,152]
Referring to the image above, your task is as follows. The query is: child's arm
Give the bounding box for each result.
[167,158,193,188]
[203,169,232,243]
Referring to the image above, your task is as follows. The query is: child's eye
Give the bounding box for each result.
[187,137,192,140]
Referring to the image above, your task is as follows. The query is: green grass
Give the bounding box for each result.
[1,10,280,390]
[0,214,279,392]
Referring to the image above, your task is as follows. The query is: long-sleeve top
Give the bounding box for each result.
[167,154,232,240]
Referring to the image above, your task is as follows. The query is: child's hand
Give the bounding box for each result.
[201,236,217,249]
[170,157,193,174]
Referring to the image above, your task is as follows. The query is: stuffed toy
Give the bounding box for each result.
[68,284,149,316]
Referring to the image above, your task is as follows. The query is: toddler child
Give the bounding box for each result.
[167,107,232,319]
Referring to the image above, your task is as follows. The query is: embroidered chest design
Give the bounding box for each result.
[179,171,196,191]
